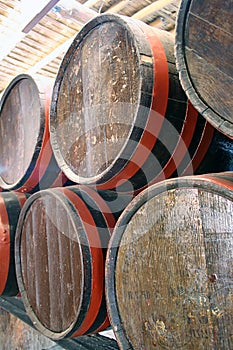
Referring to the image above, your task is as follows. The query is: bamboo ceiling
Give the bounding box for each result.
[0,0,180,93]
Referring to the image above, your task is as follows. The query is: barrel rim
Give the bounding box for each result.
[105,172,233,348]
[50,13,154,184]
[14,188,90,340]
[175,0,233,139]
[0,74,46,190]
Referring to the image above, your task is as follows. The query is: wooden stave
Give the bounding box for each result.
[95,24,187,193]
[0,74,69,193]
[106,172,233,349]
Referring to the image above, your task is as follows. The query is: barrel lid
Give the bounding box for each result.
[106,173,233,349]
[175,0,233,138]
[50,13,154,184]
[15,189,87,339]
[0,74,45,190]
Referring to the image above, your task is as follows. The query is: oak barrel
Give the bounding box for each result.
[15,185,131,340]
[0,74,69,193]
[49,13,175,191]
[175,0,233,138]
[0,191,28,296]
[106,172,233,350]
[50,14,232,193]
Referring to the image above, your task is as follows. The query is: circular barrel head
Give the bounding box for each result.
[0,75,42,188]
[106,173,233,349]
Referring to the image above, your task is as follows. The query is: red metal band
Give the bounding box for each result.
[18,90,53,192]
[182,120,214,175]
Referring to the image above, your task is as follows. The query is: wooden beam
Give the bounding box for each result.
[132,0,174,20]
[0,0,96,64]
[0,0,58,61]
[55,0,97,27]
[27,35,75,75]
[26,0,174,76]
[106,0,132,13]
[27,3,97,76]
[83,0,102,8]
[22,0,59,33]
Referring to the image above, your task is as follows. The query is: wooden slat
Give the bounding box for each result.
[0,0,180,94]
[39,15,78,36]
[20,37,51,53]
[4,55,31,70]
[7,50,40,66]
[14,43,45,58]
[33,22,72,41]
[132,0,175,19]
[106,0,155,16]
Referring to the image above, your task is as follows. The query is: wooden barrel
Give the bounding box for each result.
[0,191,28,296]
[106,172,233,350]
[50,14,232,193]
[15,185,131,340]
[175,0,233,138]
[118,102,233,194]
[0,74,70,193]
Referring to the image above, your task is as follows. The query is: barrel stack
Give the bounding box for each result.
[104,3,233,350]
[0,74,74,308]
[49,13,232,195]
[0,3,232,350]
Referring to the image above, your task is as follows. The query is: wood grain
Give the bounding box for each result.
[20,194,83,334]
[175,0,233,137]
[54,20,138,179]
[106,173,233,349]
[0,77,40,185]
[189,0,232,34]
[16,186,131,339]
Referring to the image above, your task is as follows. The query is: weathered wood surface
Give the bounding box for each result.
[50,14,188,193]
[106,172,233,349]
[0,75,40,186]
[50,14,233,194]
[175,0,233,138]
[0,192,28,297]
[0,0,180,94]
[0,74,68,193]
[53,19,140,178]
[15,185,130,340]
